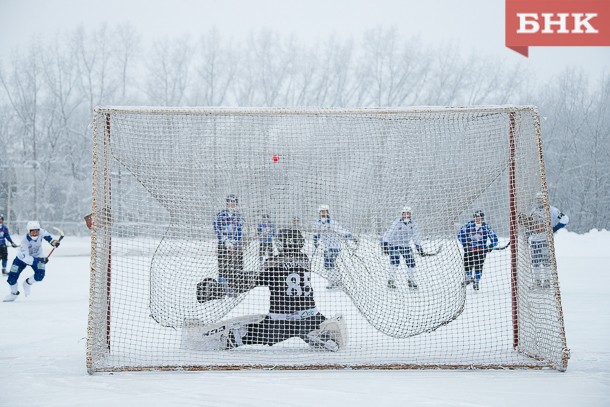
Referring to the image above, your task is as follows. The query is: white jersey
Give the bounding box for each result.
[529,205,569,242]
[382,219,422,247]
[17,228,52,265]
[313,218,353,250]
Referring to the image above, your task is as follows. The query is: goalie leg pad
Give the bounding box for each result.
[307,315,347,352]
[181,314,266,350]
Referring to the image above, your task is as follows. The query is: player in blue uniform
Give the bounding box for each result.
[213,194,245,294]
[313,205,357,290]
[0,214,18,275]
[457,211,498,291]
[4,221,61,302]
[382,207,424,290]
[519,192,570,288]
[257,212,276,269]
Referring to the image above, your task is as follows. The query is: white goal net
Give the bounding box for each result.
[87,106,568,373]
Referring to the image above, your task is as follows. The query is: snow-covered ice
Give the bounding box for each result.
[1,230,608,407]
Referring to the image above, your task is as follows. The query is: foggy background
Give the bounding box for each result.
[0,0,608,234]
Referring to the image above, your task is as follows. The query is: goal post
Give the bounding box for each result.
[87,106,569,373]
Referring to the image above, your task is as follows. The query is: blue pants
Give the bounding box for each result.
[6,257,45,286]
[324,249,340,271]
[0,245,8,268]
[530,240,550,267]
[463,250,487,282]
[389,245,416,268]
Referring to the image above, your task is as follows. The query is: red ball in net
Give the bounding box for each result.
[272,154,280,163]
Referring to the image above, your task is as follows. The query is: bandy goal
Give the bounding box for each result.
[87,106,569,373]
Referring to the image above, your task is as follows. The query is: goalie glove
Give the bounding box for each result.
[51,239,61,248]
[196,278,225,303]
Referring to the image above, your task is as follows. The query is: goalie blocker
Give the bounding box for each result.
[190,228,348,352]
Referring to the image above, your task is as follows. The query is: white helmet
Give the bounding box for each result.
[27,220,41,231]
[401,206,412,214]
[318,204,330,212]
[535,192,545,207]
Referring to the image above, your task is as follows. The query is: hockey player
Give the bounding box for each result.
[3,221,61,302]
[194,228,347,351]
[312,204,357,290]
[256,212,276,269]
[0,214,18,275]
[457,211,498,291]
[518,192,569,288]
[213,194,244,295]
[382,207,424,290]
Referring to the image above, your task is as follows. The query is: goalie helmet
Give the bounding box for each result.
[27,220,41,231]
[277,228,305,253]
[318,204,330,213]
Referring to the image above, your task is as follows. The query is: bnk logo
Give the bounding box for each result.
[506,0,610,57]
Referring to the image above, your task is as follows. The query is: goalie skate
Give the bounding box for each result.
[307,315,347,352]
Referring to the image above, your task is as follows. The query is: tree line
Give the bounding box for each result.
[0,24,608,233]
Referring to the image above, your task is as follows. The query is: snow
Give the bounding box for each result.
[1,230,609,407]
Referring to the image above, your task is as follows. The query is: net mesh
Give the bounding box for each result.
[87,107,568,372]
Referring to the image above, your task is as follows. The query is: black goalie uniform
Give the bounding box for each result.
[233,250,326,347]
[196,228,345,351]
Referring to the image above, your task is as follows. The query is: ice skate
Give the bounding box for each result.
[23,278,33,297]
[3,291,19,302]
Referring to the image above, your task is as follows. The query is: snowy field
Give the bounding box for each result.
[1,230,609,407]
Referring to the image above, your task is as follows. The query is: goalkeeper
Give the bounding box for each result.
[195,228,346,352]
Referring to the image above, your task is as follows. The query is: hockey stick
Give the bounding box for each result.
[46,227,65,259]
[418,242,445,257]
[491,241,510,251]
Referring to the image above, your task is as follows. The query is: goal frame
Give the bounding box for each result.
[87,106,569,373]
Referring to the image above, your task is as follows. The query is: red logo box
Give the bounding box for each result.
[506,0,610,56]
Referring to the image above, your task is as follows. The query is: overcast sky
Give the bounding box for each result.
[1,0,609,81]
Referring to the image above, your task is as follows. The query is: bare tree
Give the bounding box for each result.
[145,35,193,106]
[72,25,117,112]
[0,45,43,219]
[190,29,238,106]
[113,23,142,103]
[240,30,295,106]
